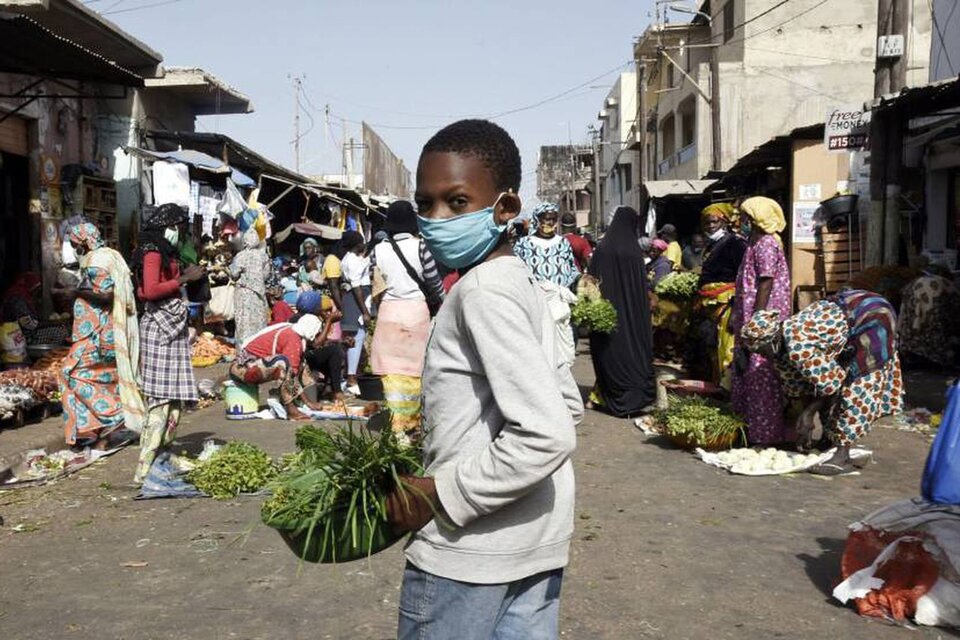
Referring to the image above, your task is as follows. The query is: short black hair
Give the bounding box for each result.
[421,119,522,192]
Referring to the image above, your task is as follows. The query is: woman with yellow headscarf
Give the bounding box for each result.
[730,196,792,445]
[689,202,747,387]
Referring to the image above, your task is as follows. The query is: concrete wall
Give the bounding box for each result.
[598,72,639,220]
[930,0,960,83]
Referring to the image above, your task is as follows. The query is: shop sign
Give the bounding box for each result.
[825,106,871,154]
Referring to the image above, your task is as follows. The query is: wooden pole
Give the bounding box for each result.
[710,47,722,171]
[883,0,910,265]
[866,0,894,267]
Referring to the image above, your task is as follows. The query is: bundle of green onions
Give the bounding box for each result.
[654,272,700,299]
[261,424,423,563]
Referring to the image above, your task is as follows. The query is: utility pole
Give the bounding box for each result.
[709,46,722,171]
[292,75,303,175]
[867,0,910,266]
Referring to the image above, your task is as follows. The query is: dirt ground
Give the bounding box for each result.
[0,355,955,640]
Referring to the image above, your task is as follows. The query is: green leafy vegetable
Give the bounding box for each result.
[187,441,277,500]
[571,296,618,334]
[262,423,424,562]
[657,395,746,446]
[654,272,700,299]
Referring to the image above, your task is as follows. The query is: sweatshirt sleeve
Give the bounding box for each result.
[141,251,181,300]
[432,285,577,527]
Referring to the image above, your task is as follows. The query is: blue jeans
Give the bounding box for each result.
[397,562,563,640]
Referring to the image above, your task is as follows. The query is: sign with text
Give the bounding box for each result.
[825,106,871,154]
[792,201,820,244]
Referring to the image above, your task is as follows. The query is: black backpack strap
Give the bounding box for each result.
[388,236,430,298]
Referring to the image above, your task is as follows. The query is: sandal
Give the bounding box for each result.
[808,461,858,476]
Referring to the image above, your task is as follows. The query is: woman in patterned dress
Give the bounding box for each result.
[729,196,792,445]
[898,270,960,367]
[230,228,271,346]
[740,290,904,475]
[59,224,145,448]
[132,204,206,482]
[513,203,579,290]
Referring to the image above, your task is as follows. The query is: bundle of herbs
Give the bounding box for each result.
[654,271,700,300]
[657,394,746,450]
[187,441,277,500]
[572,276,618,334]
[261,423,424,563]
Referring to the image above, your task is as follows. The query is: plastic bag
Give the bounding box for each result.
[922,382,960,504]
[0,322,28,365]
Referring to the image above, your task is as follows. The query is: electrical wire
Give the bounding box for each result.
[102,0,186,16]
[754,67,844,102]
[743,45,870,65]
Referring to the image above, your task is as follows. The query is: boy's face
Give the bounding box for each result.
[415,152,518,222]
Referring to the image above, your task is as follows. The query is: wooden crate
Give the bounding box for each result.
[818,222,862,293]
[79,176,119,249]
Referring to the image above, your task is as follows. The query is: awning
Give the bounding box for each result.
[273,221,343,243]
[144,67,253,116]
[870,74,960,116]
[0,13,142,86]
[645,179,716,199]
[710,123,823,187]
[123,146,255,187]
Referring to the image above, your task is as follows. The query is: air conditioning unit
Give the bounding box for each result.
[606,97,619,108]
[597,109,609,119]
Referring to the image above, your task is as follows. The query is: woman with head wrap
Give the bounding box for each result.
[645,238,673,288]
[513,203,579,289]
[58,224,145,448]
[369,200,444,435]
[229,312,341,418]
[229,228,271,346]
[586,204,656,417]
[898,267,960,367]
[132,203,206,482]
[741,290,903,474]
[729,196,792,445]
[689,202,747,386]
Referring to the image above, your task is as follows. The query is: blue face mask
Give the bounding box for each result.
[417,196,508,269]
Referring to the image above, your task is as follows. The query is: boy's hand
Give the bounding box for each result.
[385,475,438,534]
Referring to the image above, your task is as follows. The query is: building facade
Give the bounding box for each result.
[536,144,593,228]
[595,71,639,223]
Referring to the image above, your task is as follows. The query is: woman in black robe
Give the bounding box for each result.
[587,204,656,417]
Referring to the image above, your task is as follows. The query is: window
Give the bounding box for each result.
[666,63,675,89]
[723,1,735,43]
[661,114,676,158]
[680,99,696,148]
[623,163,633,192]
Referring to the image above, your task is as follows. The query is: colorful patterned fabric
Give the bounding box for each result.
[730,233,791,445]
[513,235,579,289]
[696,283,737,388]
[140,297,197,404]
[740,309,783,352]
[134,400,182,482]
[899,275,960,366]
[230,229,271,346]
[382,373,422,434]
[60,266,124,446]
[832,289,897,378]
[85,240,145,432]
[702,202,736,222]
[776,295,904,446]
[228,351,304,405]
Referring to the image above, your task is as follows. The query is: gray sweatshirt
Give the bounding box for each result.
[405,256,583,584]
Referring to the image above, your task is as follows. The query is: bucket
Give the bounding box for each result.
[223,380,259,419]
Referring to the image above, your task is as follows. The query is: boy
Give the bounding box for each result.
[386,119,582,639]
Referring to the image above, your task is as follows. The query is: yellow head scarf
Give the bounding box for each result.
[739,197,786,236]
[701,202,736,222]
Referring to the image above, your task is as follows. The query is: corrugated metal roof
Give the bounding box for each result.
[0,13,142,85]
[644,179,716,198]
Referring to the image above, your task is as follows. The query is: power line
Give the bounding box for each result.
[726,0,832,46]
[743,44,870,65]
[755,67,844,102]
[102,0,186,15]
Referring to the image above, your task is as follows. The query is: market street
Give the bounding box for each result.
[0,355,945,640]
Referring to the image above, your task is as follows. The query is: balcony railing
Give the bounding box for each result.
[656,142,698,177]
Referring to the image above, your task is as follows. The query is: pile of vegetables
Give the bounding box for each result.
[572,276,618,334]
[261,423,423,563]
[713,448,824,475]
[31,348,71,372]
[657,394,746,450]
[654,271,700,299]
[186,441,277,500]
[191,332,235,367]
[0,369,59,402]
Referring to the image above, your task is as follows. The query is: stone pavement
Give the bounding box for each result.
[0,355,950,639]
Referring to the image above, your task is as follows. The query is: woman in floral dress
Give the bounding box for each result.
[230,228,271,346]
[740,290,904,474]
[59,224,144,448]
[729,197,791,445]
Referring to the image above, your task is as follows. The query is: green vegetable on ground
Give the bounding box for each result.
[657,394,746,447]
[187,441,277,500]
